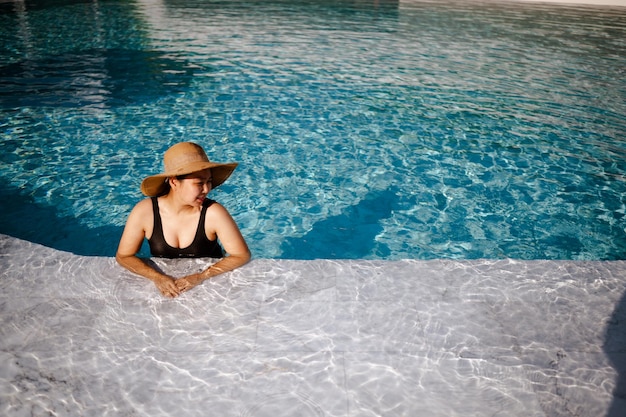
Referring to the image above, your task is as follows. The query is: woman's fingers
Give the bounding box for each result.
[156,277,180,297]
[175,279,192,292]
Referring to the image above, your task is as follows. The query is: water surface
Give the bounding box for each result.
[1,0,625,259]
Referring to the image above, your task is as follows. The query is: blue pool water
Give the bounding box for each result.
[1,0,625,260]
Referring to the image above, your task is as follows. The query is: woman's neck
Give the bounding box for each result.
[160,193,199,215]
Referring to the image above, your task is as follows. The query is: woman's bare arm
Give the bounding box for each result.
[116,199,180,297]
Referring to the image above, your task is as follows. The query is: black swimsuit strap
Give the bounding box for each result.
[151,197,165,241]
[193,199,213,243]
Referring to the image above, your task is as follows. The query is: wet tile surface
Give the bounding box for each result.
[1,235,625,416]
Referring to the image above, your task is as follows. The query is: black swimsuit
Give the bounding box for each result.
[148,197,224,258]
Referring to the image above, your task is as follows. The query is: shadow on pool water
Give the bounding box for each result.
[0,49,198,109]
[280,187,400,259]
[0,183,122,256]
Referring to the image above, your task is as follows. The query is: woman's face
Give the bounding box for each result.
[173,169,212,206]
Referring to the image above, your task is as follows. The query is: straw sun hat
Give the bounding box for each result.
[140,142,238,197]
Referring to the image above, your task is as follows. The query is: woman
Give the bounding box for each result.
[116,142,250,298]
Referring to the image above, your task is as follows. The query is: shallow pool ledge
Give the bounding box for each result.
[512,0,626,6]
[1,233,625,417]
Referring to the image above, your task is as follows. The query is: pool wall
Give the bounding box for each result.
[1,233,624,416]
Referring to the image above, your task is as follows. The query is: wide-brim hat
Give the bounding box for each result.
[140,142,238,197]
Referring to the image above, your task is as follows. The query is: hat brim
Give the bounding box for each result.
[141,161,238,197]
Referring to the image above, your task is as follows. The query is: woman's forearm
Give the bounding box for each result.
[199,251,251,281]
[116,253,172,283]
[117,253,182,298]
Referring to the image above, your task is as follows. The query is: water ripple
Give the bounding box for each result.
[1,0,625,260]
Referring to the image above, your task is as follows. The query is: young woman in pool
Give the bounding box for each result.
[116,142,250,298]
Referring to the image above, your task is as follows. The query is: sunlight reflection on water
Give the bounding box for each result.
[0,0,625,259]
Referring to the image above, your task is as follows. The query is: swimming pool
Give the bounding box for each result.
[1,0,625,260]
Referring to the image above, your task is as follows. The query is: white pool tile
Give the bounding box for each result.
[0,234,624,417]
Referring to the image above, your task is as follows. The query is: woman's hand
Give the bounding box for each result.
[175,273,203,293]
[154,276,181,298]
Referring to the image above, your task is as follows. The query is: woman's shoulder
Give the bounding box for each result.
[204,199,238,226]
[204,199,226,212]
[130,197,155,217]
[122,198,155,235]
[205,199,235,222]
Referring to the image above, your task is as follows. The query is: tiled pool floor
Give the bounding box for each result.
[1,234,624,416]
